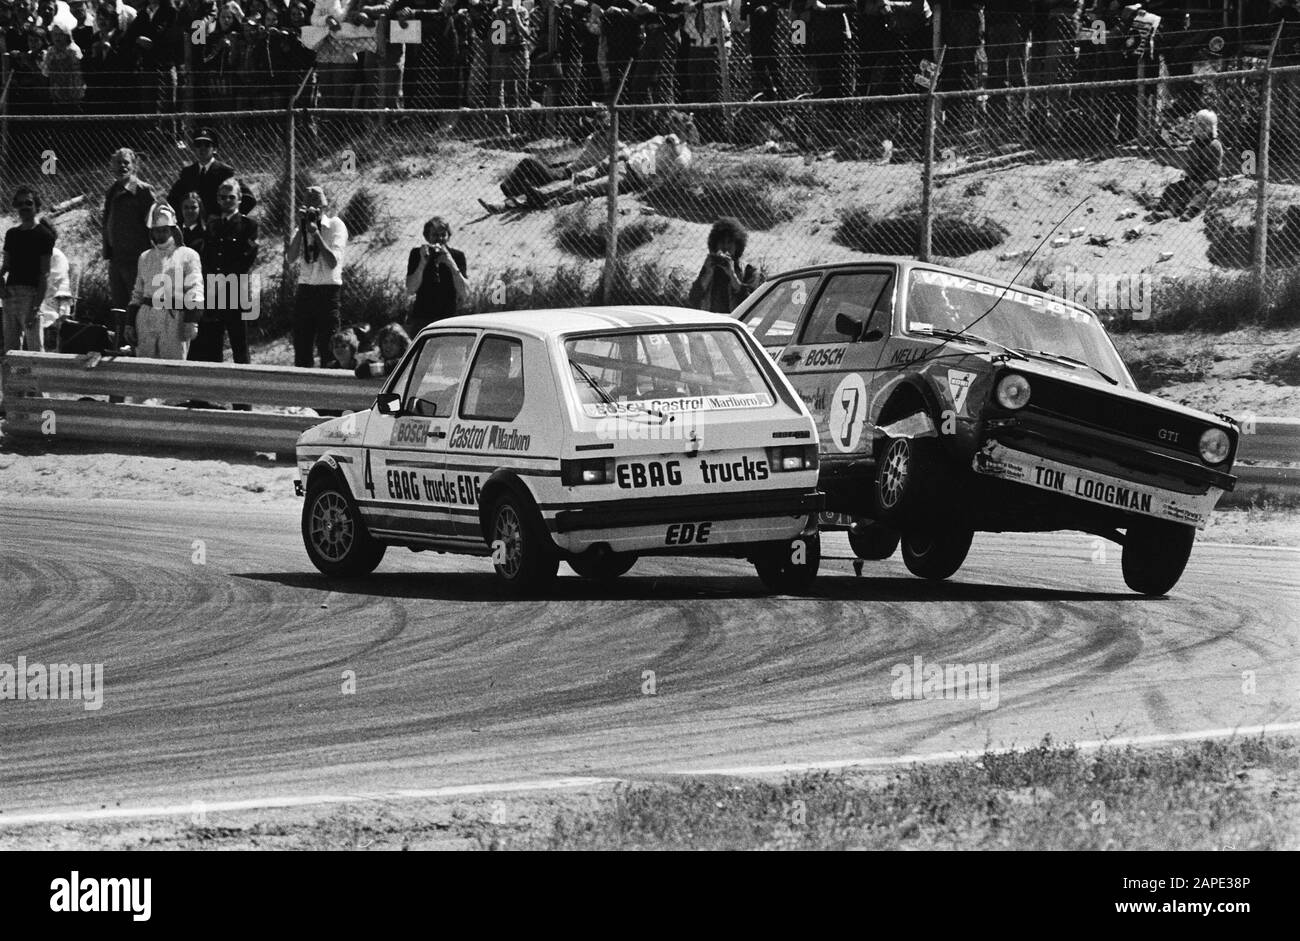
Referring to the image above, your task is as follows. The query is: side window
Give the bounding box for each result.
[404,333,477,418]
[739,275,821,347]
[800,272,894,346]
[460,336,525,422]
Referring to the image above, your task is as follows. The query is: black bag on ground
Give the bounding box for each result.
[57,319,117,354]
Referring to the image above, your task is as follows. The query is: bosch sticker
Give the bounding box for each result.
[390,417,431,447]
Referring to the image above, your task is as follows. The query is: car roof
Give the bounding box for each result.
[762,258,1076,310]
[415,306,744,341]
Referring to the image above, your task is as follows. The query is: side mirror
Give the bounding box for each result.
[375,392,402,416]
[862,328,884,342]
[835,312,863,340]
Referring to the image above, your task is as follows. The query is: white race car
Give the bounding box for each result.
[295,307,824,595]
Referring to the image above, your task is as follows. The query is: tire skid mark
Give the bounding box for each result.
[0,503,1297,814]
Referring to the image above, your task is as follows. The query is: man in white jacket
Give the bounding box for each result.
[128,203,204,360]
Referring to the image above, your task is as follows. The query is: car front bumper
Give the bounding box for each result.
[973,441,1223,529]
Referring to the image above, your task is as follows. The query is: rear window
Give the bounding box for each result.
[565,328,775,418]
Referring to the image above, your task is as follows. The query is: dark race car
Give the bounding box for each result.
[731,260,1238,595]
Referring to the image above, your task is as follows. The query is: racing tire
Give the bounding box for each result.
[874,434,941,528]
[568,551,638,581]
[900,528,973,581]
[1122,520,1195,596]
[302,478,386,577]
[488,492,559,595]
[754,531,821,594]
[848,518,901,561]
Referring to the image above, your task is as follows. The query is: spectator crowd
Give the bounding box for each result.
[3,118,768,377]
[0,0,1295,121]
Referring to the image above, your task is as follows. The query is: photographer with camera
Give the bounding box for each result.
[687,216,757,314]
[287,184,348,368]
[405,216,468,334]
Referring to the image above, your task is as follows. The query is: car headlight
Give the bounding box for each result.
[995,374,1031,410]
[1198,427,1231,465]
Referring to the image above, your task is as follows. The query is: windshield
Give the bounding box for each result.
[905,270,1131,384]
[565,328,775,418]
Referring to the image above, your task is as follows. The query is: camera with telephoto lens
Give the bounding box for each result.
[298,206,321,227]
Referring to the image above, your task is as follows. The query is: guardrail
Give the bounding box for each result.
[1227,417,1300,502]
[1,353,1297,499]
[1,353,383,456]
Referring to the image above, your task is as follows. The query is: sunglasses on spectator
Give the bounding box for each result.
[218,193,239,200]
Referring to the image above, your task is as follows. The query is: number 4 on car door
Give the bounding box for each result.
[362,332,477,537]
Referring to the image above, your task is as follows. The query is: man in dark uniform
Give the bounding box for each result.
[190,178,259,365]
[167,128,257,219]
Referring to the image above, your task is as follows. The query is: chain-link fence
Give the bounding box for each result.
[2,17,1299,355]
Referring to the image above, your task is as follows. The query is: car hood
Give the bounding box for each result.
[296,412,370,449]
[1000,356,1234,429]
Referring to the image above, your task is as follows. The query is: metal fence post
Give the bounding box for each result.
[284,103,296,308]
[719,24,734,140]
[1136,55,1148,140]
[919,47,946,263]
[182,24,194,117]
[1254,23,1283,309]
[376,15,391,128]
[602,59,637,304]
[283,70,315,308]
[0,33,9,171]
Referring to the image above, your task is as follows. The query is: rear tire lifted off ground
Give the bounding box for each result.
[874,432,943,529]
[848,517,901,561]
[900,528,973,581]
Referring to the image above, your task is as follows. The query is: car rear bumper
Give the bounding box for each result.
[551,488,824,534]
[973,441,1223,529]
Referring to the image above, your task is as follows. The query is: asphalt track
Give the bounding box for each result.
[1,497,1297,819]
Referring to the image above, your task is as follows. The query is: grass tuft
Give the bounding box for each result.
[340,187,382,239]
[496,736,1299,850]
[641,155,819,231]
[553,202,668,258]
[836,200,1009,257]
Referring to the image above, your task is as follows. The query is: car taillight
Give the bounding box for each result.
[995,373,1032,410]
[1198,427,1231,465]
[766,444,818,472]
[561,458,616,486]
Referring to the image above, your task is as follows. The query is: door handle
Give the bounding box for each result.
[780,351,802,365]
[427,428,447,439]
